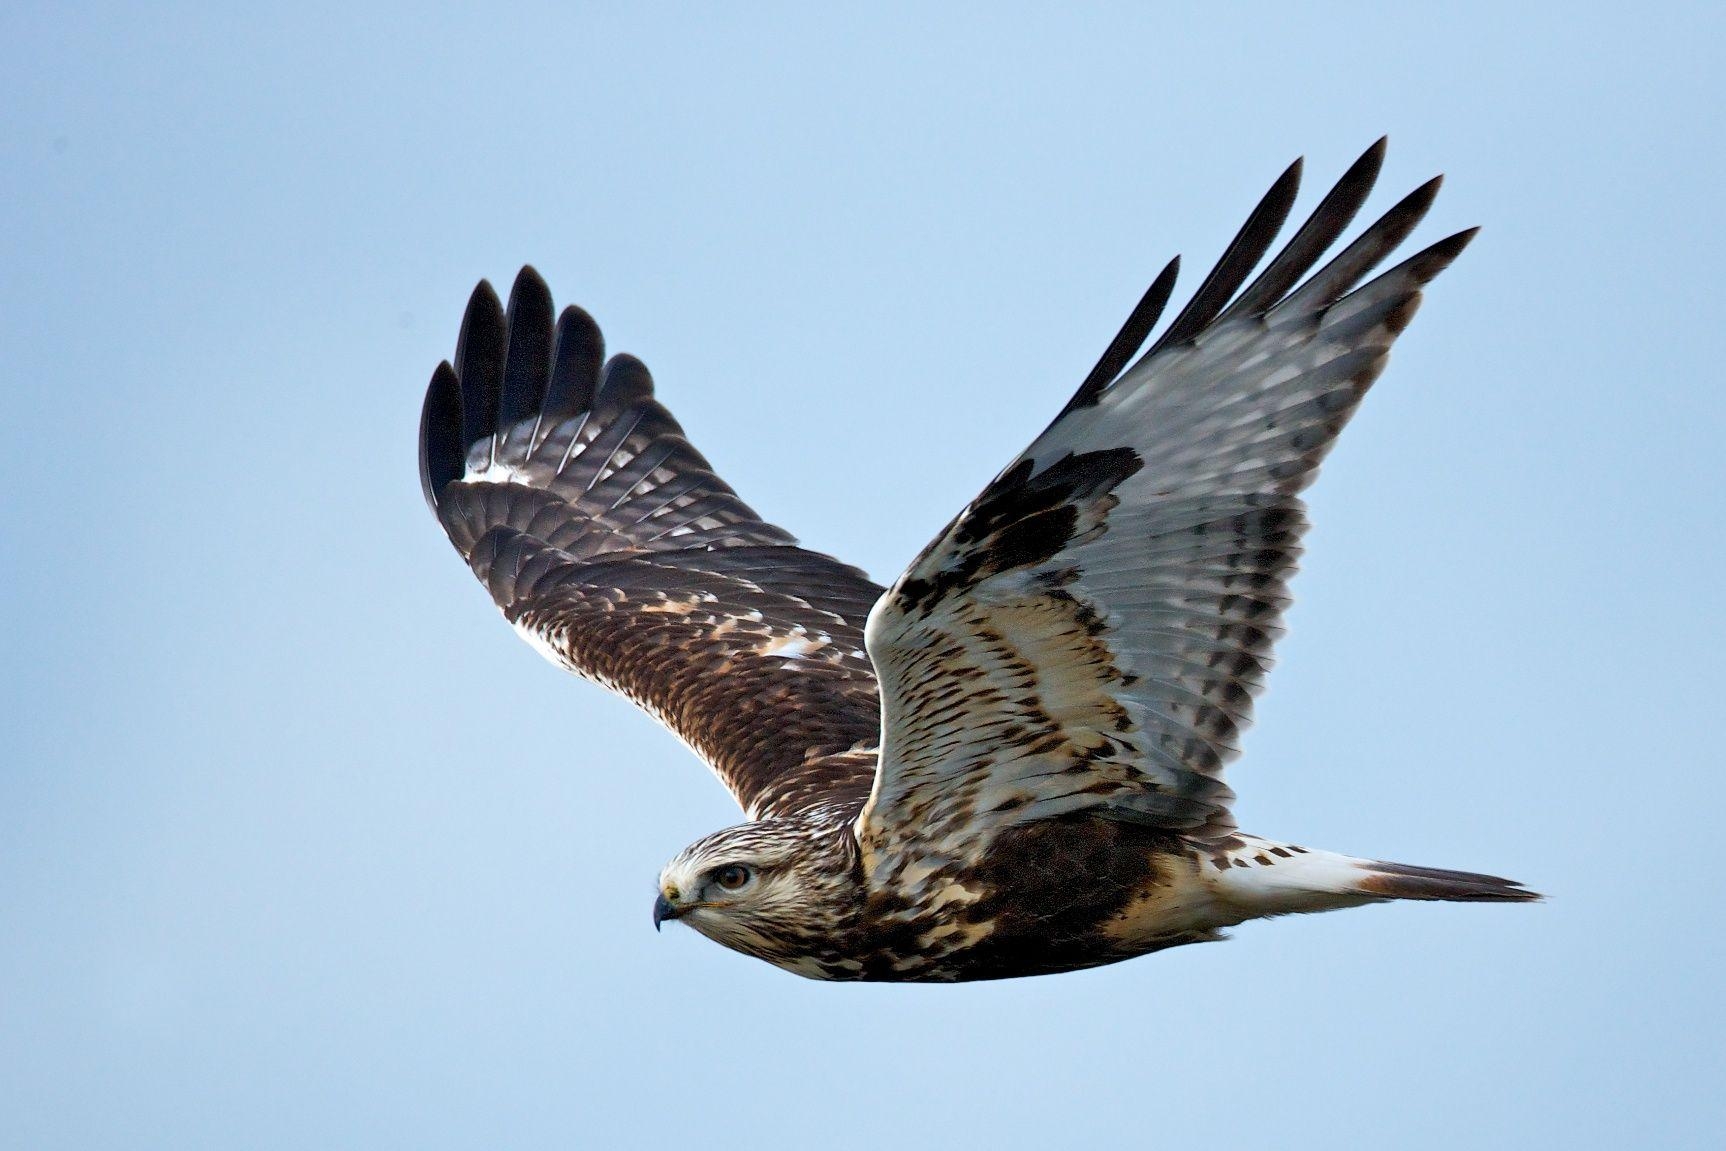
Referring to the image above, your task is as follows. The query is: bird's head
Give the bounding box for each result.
[653,818,862,976]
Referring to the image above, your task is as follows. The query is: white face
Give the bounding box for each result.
[657,853,763,921]
[652,823,831,962]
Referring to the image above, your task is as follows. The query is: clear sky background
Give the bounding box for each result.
[3,4,1722,1148]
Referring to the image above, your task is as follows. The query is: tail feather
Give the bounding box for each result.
[1212,836,1541,916]
[1356,860,1542,903]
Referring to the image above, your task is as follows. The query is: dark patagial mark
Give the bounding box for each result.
[897,448,1143,614]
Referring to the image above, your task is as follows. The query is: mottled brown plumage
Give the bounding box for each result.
[421,287,883,820]
[420,141,1538,983]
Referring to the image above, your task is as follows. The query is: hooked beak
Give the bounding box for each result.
[652,891,681,932]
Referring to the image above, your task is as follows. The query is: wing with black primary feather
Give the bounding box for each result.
[861,140,1475,868]
[420,270,884,819]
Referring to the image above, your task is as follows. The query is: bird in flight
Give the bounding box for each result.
[418,140,1537,982]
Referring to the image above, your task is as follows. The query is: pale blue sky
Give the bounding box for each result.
[3,4,1722,1148]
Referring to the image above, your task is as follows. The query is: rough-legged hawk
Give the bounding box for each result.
[418,140,1538,982]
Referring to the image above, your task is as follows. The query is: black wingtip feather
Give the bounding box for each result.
[1062,255,1181,416]
[597,352,655,407]
[497,267,555,438]
[1221,137,1388,321]
[1066,139,1466,410]
[419,360,464,512]
[543,304,606,420]
[1145,155,1304,357]
[1289,173,1444,311]
[455,279,505,455]
[1407,226,1479,279]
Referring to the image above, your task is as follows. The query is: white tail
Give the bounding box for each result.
[1211,836,1540,917]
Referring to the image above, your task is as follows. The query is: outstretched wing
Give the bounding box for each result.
[859,140,1473,867]
[420,269,884,820]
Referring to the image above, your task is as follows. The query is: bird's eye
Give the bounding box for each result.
[713,864,752,891]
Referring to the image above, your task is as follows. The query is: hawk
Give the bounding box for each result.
[418,140,1538,982]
